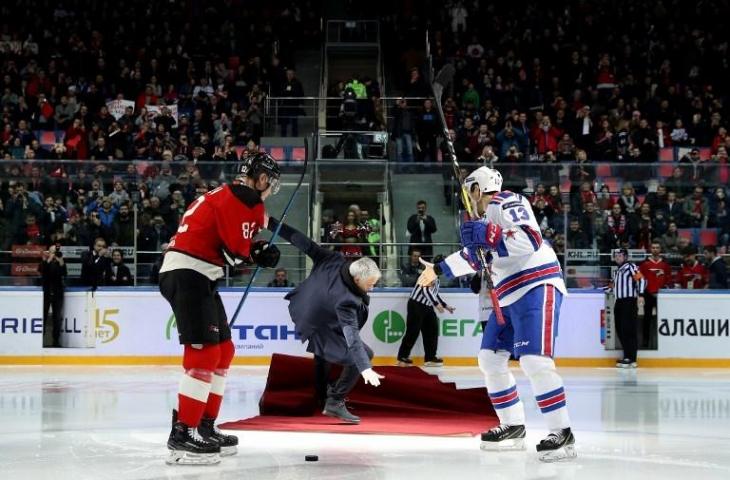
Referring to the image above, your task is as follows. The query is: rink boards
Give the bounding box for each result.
[0,288,729,367]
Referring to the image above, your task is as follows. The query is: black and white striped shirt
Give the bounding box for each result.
[612,262,647,299]
[409,278,446,308]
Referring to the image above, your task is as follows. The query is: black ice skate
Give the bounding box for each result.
[199,417,239,456]
[480,424,526,451]
[323,399,361,423]
[167,417,221,465]
[536,428,577,462]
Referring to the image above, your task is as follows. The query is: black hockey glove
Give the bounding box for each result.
[469,272,482,294]
[250,240,280,268]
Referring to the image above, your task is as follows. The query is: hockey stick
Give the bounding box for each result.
[426,34,506,325]
[229,137,310,327]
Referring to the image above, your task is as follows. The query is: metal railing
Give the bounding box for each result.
[263,96,430,137]
[3,159,729,288]
[325,20,380,45]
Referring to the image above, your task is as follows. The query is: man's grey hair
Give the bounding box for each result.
[349,257,381,281]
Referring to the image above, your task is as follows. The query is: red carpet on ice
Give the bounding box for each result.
[220,353,498,436]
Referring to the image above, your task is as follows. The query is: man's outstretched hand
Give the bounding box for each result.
[361,368,384,387]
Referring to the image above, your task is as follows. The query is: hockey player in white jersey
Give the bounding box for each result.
[418,166,576,462]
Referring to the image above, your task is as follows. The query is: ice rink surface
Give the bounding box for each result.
[1,365,729,480]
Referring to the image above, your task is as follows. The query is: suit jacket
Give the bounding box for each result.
[80,251,111,288]
[271,218,372,372]
[406,214,437,244]
[708,257,728,289]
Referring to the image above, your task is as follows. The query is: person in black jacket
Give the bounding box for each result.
[106,249,133,286]
[704,246,728,289]
[270,216,384,423]
[80,237,112,289]
[406,200,438,260]
[40,244,67,347]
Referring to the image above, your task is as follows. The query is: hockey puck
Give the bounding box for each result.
[305,455,319,462]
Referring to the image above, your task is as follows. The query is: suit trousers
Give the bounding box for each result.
[642,292,658,349]
[43,289,64,346]
[614,297,639,362]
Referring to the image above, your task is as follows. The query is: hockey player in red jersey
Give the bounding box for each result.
[159,152,282,465]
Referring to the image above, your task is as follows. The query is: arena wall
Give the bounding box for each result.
[0,288,728,367]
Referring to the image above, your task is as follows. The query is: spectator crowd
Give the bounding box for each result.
[382,0,729,286]
[0,0,319,272]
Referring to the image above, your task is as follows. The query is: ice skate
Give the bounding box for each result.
[479,424,526,451]
[166,420,221,465]
[536,428,577,462]
[199,417,238,456]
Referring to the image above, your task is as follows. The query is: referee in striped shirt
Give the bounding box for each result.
[398,256,454,367]
[609,248,647,368]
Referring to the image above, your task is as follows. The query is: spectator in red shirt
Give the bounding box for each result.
[638,242,672,348]
[675,247,709,289]
[532,116,562,155]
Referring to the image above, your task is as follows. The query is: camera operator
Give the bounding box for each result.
[40,244,67,347]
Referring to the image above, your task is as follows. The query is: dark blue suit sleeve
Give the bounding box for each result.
[268,217,337,264]
[335,300,372,373]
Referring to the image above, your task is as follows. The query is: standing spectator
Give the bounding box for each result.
[608,249,646,368]
[109,181,130,207]
[638,242,672,349]
[660,191,686,227]
[80,237,111,289]
[406,200,437,259]
[532,116,561,155]
[704,246,728,289]
[40,244,66,348]
[331,210,366,258]
[566,219,590,249]
[391,98,416,163]
[675,247,709,289]
[360,209,381,260]
[112,204,135,246]
[397,269,454,367]
[683,186,709,228]
[606,203,629,249]
[416,99,440,162]
[279,69,304,137]
[267,268,295,287]
[106,249,133,286]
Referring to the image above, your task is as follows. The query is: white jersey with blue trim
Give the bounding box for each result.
[441,190,567,307]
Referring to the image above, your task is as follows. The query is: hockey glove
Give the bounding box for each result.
[460,221,502,251]
[250,240,280,268]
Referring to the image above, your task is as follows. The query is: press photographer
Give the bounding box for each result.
[40,243,67,348]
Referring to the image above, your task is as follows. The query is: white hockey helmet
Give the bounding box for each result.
[464,166,503,194]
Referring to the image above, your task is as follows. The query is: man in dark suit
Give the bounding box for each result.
[269,216,384,423]
[406,200,438,259]
[704,246,728,289]
[80,237,112,289]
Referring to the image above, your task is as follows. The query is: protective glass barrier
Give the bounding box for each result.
[2,159,727,287]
